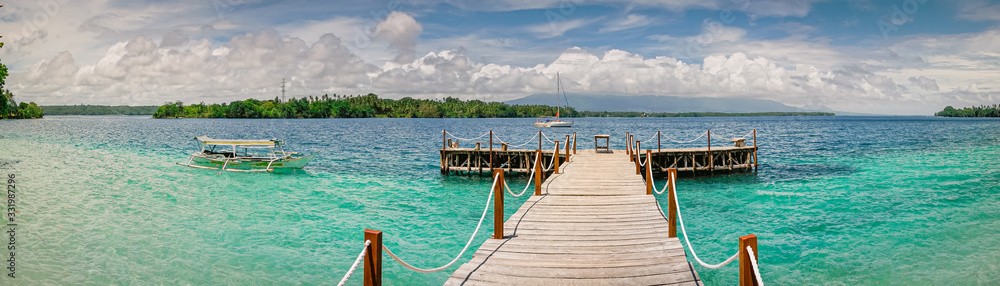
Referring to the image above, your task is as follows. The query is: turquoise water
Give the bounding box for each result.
[1,116,998,285]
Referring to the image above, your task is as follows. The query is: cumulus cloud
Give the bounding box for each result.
[908,76,940,91]
[374,12,423,63]
[8,30,376,105]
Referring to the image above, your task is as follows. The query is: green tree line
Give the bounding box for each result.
[578,111,835,117]
[154,94,579,119]
[935,105,1000,117]
[42,105,159,115]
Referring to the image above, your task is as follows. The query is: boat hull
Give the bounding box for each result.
[183,152,317,172]
[535,121,573,128]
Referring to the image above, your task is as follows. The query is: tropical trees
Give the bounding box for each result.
[152,94,578,119]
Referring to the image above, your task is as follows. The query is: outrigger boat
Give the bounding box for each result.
[178,136,317,172]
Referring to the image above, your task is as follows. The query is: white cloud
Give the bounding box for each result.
[599,14,651,33]
[957,0,1000,21]
[526,18,597,39]
[908,76,939,91]
[374,12,423,63]
[8,30,377,105]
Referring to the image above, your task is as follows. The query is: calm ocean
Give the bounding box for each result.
[1,116,998,285]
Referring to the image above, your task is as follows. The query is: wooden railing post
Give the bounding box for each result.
[554,141,561,174]
[667,168,677,238]
[626,132,631,157]
[752,129,758,172]
[657,131,661,154]
[707,130,712,173]
[489,130,494,170]
[493,169,505,239]
[645,150,653,195]
[534,150,542,196]
[564,136,571,163]
[739,234,759,286]
[538,130,542,150]
[364,229,383,286]
[442,130,446,149]
[634,141,641,175]
[572,132,577,154]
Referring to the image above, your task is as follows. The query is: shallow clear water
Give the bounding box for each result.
[1,116,998,285]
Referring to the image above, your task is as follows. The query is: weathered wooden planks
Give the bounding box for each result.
[447,150,699,285]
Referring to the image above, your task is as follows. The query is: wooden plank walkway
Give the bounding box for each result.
[447,149,700,285]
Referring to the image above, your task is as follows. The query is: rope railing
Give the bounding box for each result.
[542,144,558,171]
[747,245,764,286]
[381,172,499,273]
[540,132,557,144]
[708,129,756,142]
[503,132,540,149]
[336,240,371,286]
[445,130,491,142]
[659,131,709,144]
[504,152,540,197]
[667,173,740,269]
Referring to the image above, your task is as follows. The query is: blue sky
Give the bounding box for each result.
[1,0,999,114]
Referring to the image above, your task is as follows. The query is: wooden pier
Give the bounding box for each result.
[440,130,758,176]
[446,150,700,285]
[349,130,764,285]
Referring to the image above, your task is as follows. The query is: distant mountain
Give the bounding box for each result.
[507,94,806,113]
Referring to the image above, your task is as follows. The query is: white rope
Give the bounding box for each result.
[543,144,558,171]
[336,240,371,286]
[540,132,556,144]
[504,152,540,197]
[661,131,709,144]
[502,132,541,149]
[670,175,740,269]
[642,132,658,144]
[746,246,764,286]
[382,172,498,273]
[446,131,490,142]
[654,172,670,195]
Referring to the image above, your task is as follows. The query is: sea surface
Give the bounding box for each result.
[0,116,998,285]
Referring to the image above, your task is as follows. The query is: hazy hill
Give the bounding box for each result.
[507,94,806,113]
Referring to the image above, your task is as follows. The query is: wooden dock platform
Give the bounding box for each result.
[446,150,700,285]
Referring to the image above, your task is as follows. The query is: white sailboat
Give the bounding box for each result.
[534,73,573,128]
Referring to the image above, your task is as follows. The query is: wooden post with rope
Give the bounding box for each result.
[667,168,678,238]
[534,150,542,196]
[489,130,494,170]
[657,131,661,154]
[564,136,571,163]
[441,130,447,174]
[753,129,758,172]
[707,130,712,173]
[626,132,631,157]
[634,141,641,175]
[554,141,561,174]
[572,132,577,154]
[538,131,542,150]
[493,169,505,239]
[645,150,653,195]
[739,234,759,286]
[364,229,382,286]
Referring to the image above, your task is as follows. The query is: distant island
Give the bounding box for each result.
[42,105,159,115]
[152,94,836,119]
[579,111,834,117]
[154,94,578,118]
[935,105,1000,117]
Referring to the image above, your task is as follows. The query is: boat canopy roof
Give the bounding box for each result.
[194,136,282,147]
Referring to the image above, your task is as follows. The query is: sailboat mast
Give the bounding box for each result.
[556,72,561,118]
